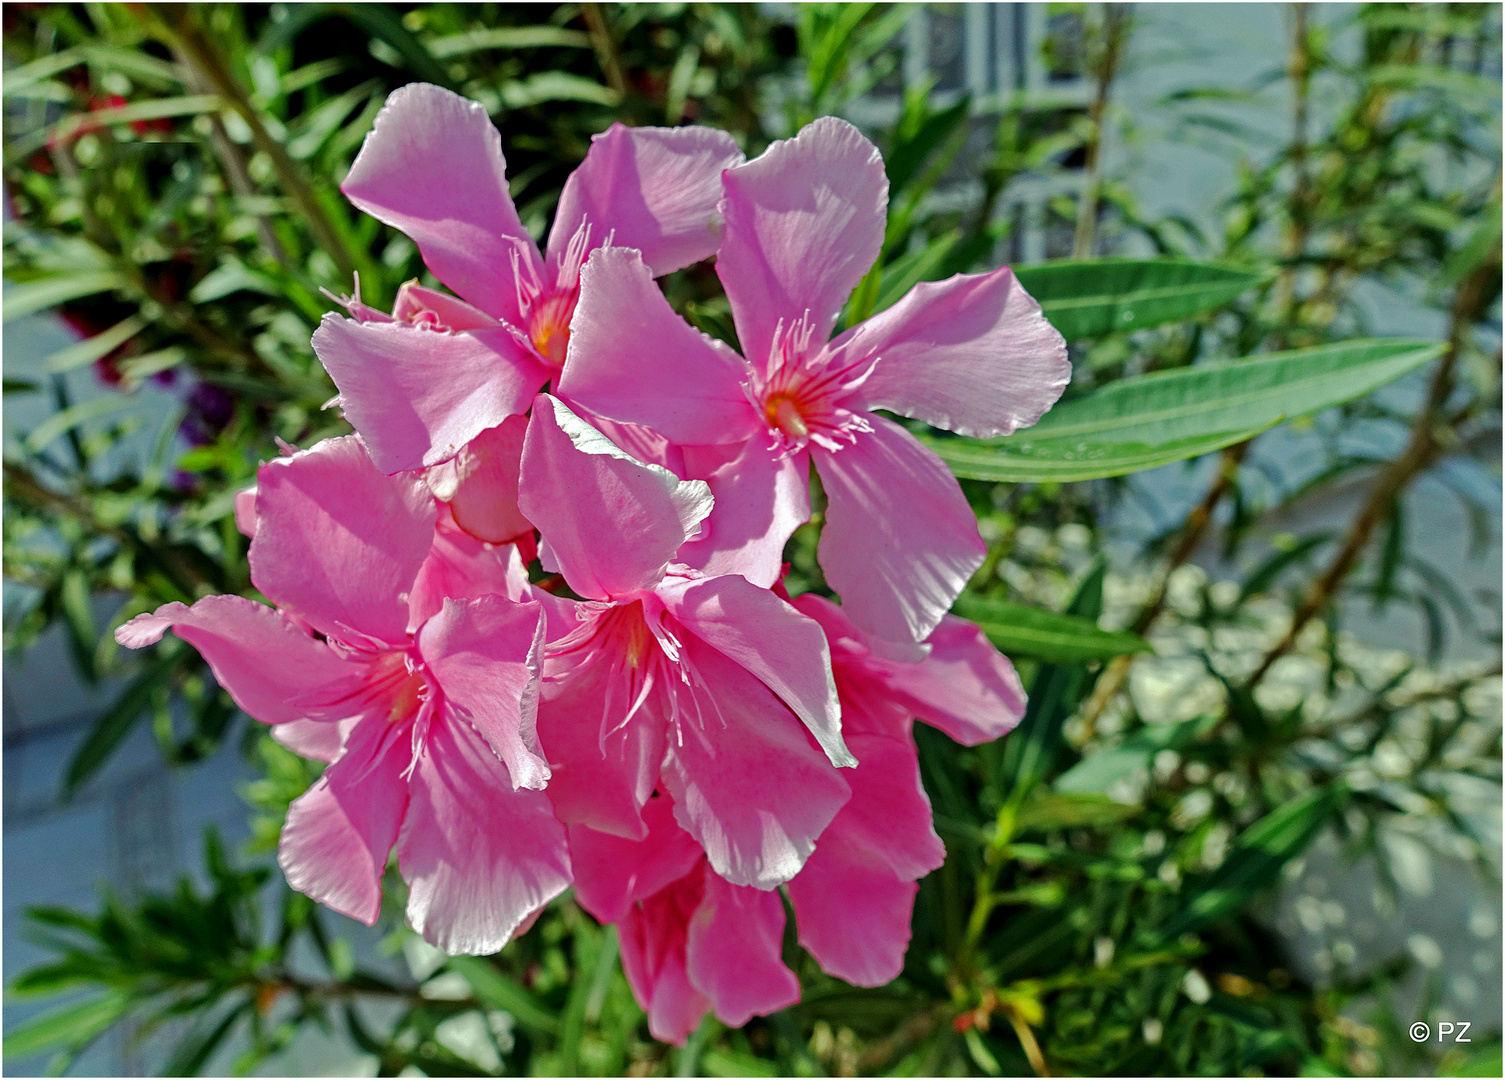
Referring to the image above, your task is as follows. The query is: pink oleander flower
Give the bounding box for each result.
[566,595,1025,1041]
[311,82,743,475]
[519,394,854,889]
[559,117,1070,646]
[116,436,569,954]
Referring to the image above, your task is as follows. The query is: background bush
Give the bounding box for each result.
[3,3,1500,1076]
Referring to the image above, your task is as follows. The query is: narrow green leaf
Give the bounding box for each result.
[63,654,179,798]
[1013,790,1138,831]
[5,96,222,165]
[23,396,135,454]
[3,993,129,1060]
[338,4,457,90]
[161,999,249,1077]
[500,71,619,108]
[1012,259,1263,339]
[446,955,560,1036]
[43,315,147,373]
[953,595,1148,662]
[885,94,971,199]
[872,230,960,314]
[701,1049,781,1078]
[1158,784,1346,939]
[426,26,591,57]
[4,272,127,323]
[1054,715,1219,793]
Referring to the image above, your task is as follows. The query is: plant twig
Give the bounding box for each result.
[581,4,627,98]
[1072,4,1130,259]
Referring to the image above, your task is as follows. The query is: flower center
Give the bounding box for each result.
[765,393,810,440]
[528,291,575,368]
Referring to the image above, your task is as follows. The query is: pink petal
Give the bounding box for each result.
[685,872,800,1025]
[550,123,744,276]
[417,596,548,790]
[568,797,703,924]
[115,596,362,725]
[250,436,436,645]
[786,834,917,987]
[822,734,943,881]
[881,615,1027,746]
[619,870,712,1045]
[233,485,257,538]
[312,315,548,474]
[815,415,986,644]
[440,416,533,544]
[660,633,850,889]
[518,396,712,601]
[407,513,531,631]
[279,718,411,924]
[341,83,541,321]
[660,573,852,768]
[557,248,757,447]
[397,718,571,954]
[676,441,811,589]
[538,635,667,839]
[391,281,501,332]
[716,117,887,368]
[833,268,1070,438]
[270,717,353,764]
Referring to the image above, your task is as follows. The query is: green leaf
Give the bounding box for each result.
[952,595,1149,662]
[23,396,135,455]
[337,4,457,90]
[63,654,179,799]
[43,315,147,373]
[1054,715,1219,794]
[426,26,591,57]
[701,1049,781,1078]
[1012,259,1263,339]
[500,71,620,109]
[3,993,129,1060]
[3,272,127,323]
[1158,784,1346,940]
[872,230,960,314]
[1013,790,1138,831]
[161,999,249,1077]
[446,955,559,1036]
[929,338,1443,483]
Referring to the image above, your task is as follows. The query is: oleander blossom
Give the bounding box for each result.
[519,395,855,889]
[115,436,569,954]
[559,116,1071,646]
[310,82,744,475]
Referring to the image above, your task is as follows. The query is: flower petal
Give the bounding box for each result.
[313,315,548,474]
[557,247,758,447]
[686,872,800,1025]
[279,718,411,925]
[418,596,548,790]
[518,395,712,600]
[550,123,744,276]
[821,734,943,881]
[676,442,811,590]
[270,717,354,764]
[407,513,532,631]
[397,718,571,954]
[880,615,1027,745]
[115,596,362,725]
[250,435,436,645]
[341,82,540,320]
[717,117,887,368]
[661,573,852,768]
[568,797,703,924]
[660,633,850,889]
[442,416,533,544]
[834,268,1070,437]
[815,415,985,644]
[786,834,918,987]
[619,870,711,1045]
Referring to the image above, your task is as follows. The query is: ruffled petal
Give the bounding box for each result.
[676,441,811,590]
[278,718,411,924]
[549,123,744,276]
[686,871,800,1025]
[568,797,703,924]
[440,416,533,544]
[786,833,918,987]
[340,82,541,321]
[115,596,362,725]
[660,633,850,889]
[397,718,571,954]
[312,315,548,474]
[518,396,712,601]
[815,415,985,644]
[619,869,711,1045]
[270,717,354,764]
[833,268,1070,437]
[557,247,758,447]
[716,117,887,368]
[250,435,436,645]
[822,733,943,881]
[418,596,547,790]
[407,512,532,631]
[881,615,1027,745]
[660,574,852,768]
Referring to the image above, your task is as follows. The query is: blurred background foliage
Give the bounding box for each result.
[2,2,1500,1076]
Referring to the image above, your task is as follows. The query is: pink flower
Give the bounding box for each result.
[311,83,744,474]
[115,436,569,954]
[519,395,854,889]
[559,117,1070,645]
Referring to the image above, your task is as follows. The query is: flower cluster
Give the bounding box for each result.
[118,84,1069,1043]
